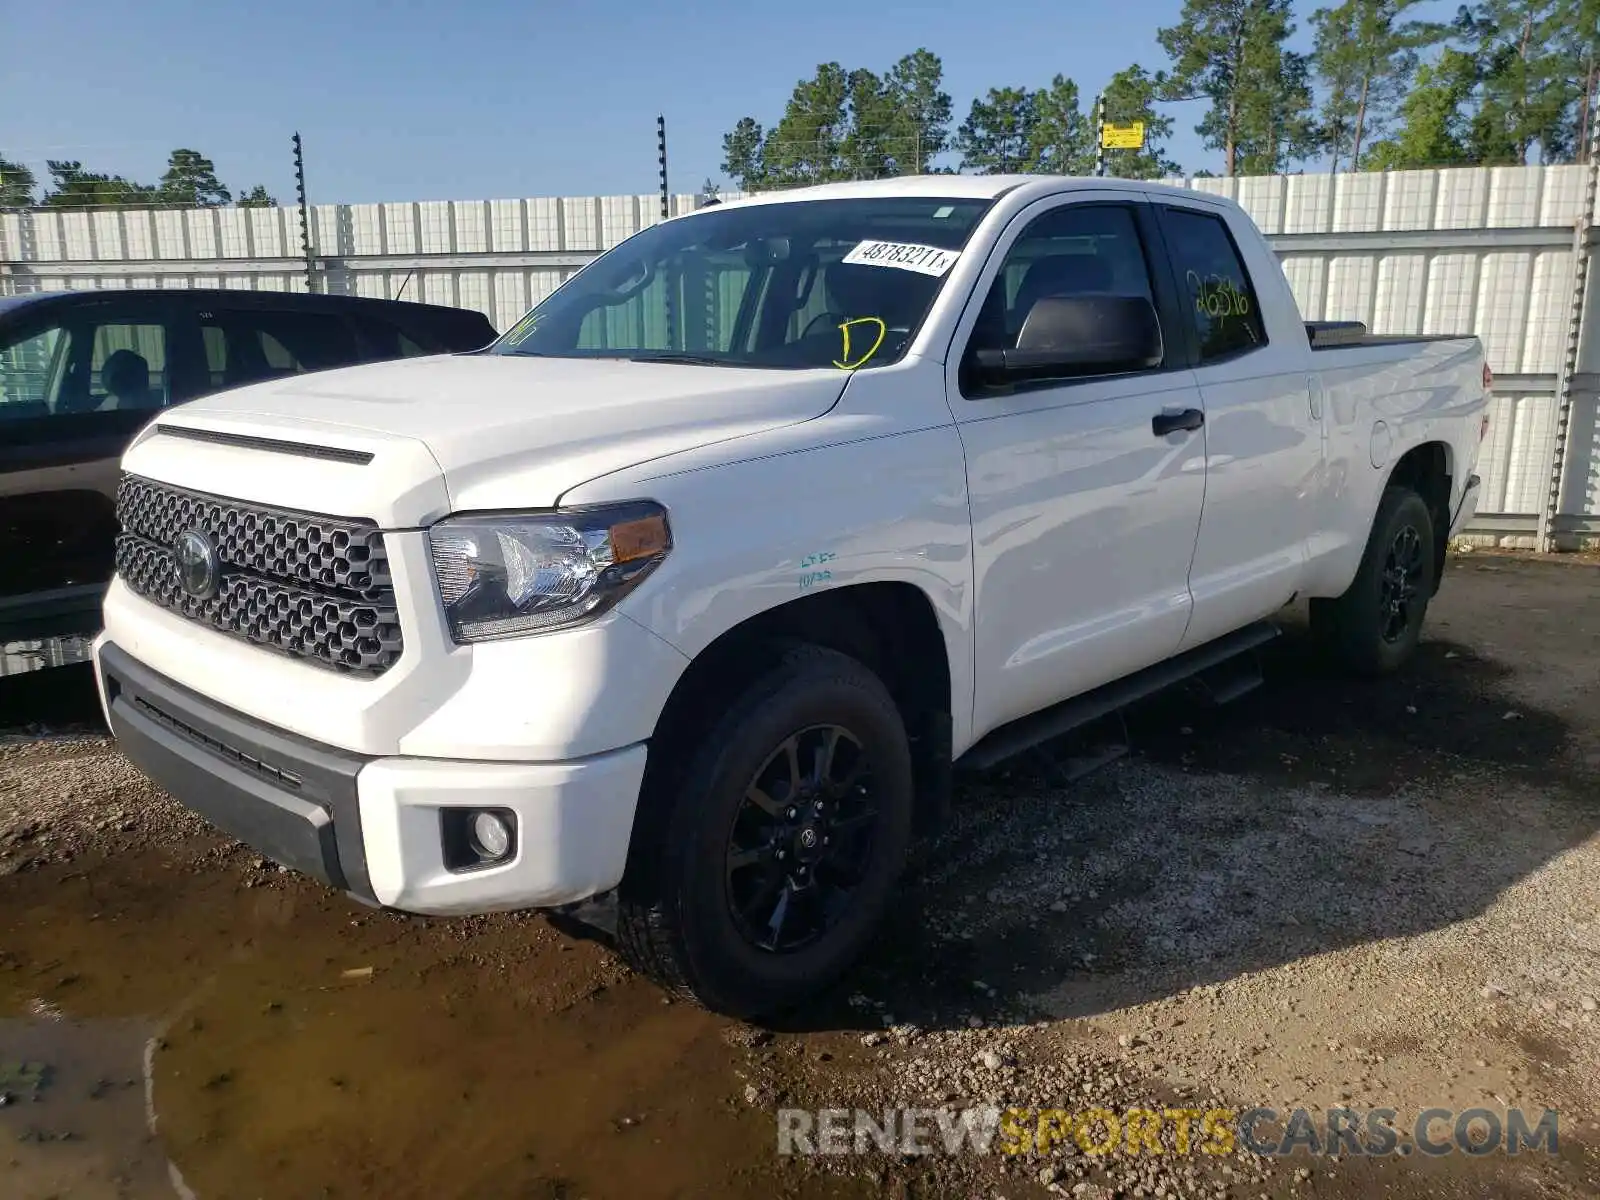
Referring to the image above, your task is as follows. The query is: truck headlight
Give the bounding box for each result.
[428,502,671,643]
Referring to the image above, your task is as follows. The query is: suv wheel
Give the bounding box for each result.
[1312,485,1437,676]
[617,645,914,1017]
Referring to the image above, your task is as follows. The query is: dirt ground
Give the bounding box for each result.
[2,552,1598,1200]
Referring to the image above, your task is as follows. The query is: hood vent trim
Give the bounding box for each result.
[155,424,375,466]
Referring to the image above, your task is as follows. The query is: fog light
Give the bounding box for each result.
[442,807,517,871]
[471,811,512,861]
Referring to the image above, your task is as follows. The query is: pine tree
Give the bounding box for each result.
[884,50,954,172]
[157,149,231,206]
[719,51,952,189]
[1310,0,1443,172]
[1158,0,1310,175]
[41,160,155,208]
[237,185,278,208]
[1100,66,1185,178]
[0,156,36,207]
[1456,0,1576,162]
[721,118,766,191]
[762,63,851,187]
[954,88,1038,173]
[1362,49,1480,167]
[1026,76,1095,175]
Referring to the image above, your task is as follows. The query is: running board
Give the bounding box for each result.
[956,622,1280,772]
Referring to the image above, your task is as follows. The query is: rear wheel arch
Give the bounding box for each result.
[1383,440,1453,594]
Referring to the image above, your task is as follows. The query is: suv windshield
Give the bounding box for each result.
[491,196,993,370]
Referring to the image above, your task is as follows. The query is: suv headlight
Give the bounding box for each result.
[428,502,671,643]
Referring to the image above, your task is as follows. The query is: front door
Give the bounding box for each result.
[945,195,1208,743]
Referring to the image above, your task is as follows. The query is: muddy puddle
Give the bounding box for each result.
[0,843,870,1199]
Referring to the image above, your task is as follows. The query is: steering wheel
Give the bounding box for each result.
[800,311,847,338]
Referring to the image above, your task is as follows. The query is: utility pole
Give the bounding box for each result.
[292,131,313,294]
[1094,94,1107,178]
[657,115,669,221]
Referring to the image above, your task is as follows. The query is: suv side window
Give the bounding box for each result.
[1161,207,1267,363]
[348,316,444,361]
[199,309,358,391]
[0,313,171,418]
[966,203,1159,362]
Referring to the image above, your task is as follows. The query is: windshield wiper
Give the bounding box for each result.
[625,353,731,366]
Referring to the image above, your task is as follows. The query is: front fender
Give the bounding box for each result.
[574,419,977,754]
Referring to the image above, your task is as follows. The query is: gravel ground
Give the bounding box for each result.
[2,552,1597,1199]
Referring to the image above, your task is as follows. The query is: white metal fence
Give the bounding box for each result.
[3,165,1596,546]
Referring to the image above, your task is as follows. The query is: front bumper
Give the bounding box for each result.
[96,641,647,915]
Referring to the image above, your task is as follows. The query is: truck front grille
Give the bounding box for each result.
[114,475,404,676]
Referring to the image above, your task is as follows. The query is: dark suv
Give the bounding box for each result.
[0,288,496,672]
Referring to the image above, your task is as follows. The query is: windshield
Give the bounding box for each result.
[490,196,993,370]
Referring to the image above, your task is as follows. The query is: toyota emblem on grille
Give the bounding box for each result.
[173,529,220,599]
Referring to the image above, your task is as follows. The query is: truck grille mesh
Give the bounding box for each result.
[114,475,404,676]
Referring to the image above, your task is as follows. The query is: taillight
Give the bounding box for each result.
[1480,414,1490,442]
[1482,362,1494,393]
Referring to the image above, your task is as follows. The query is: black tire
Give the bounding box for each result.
[617,645,914,1018]
[1312,485,1436,676]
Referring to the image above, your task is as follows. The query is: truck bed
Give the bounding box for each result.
[1305,321,1472,351]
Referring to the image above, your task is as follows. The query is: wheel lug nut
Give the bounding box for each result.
[776,849,786,860]
[823,836,831,846]
[786,807,797,819]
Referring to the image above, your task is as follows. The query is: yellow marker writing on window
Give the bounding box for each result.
[833,317,887,371]
[504,314,541,347]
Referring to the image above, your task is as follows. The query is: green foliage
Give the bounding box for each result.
[0,156,36,206]
[717,9,1594,182]
[884,49,955,172]
[1455,0,1583,163]
[41,160,156,208]
[157,148,231,206]
[1101,66,1186,178]
[237,184,278,207]
[955,87,1038,173]
[1026,75,1095,175]
[1310,0,1442,171]
[721,117,766,191]
[721,51,952,189]
[1158,0,1317,176]
[1361,49,1481,167]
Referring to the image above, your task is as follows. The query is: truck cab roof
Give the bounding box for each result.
[713,174,1226,210]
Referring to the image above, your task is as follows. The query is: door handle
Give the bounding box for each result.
[1152,408,1205,437]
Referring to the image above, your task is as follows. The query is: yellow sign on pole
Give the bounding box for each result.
[1101,122,1147,150]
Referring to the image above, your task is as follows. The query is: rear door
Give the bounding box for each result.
[1152,201,1320,651]
[0,296,186,623]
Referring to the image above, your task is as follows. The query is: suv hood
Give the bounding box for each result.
[135,354,849,524]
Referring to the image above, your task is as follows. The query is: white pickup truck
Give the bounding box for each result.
[94,176,1488,1015]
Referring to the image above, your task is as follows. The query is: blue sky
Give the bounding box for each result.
[2,0,1457,205]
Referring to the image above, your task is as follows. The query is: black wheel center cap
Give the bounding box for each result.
[793,822,825,863]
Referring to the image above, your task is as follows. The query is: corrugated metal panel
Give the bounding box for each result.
[1331,173,1385,232]
[1561,382,1599,515]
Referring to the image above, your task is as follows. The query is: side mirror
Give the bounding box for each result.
[972,294,1163,388]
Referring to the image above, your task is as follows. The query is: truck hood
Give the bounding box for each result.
[139,354,848,524]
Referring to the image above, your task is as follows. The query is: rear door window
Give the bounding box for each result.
[200,309,359,390]
[1160,207,1268,363]
[1,311,172,417]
